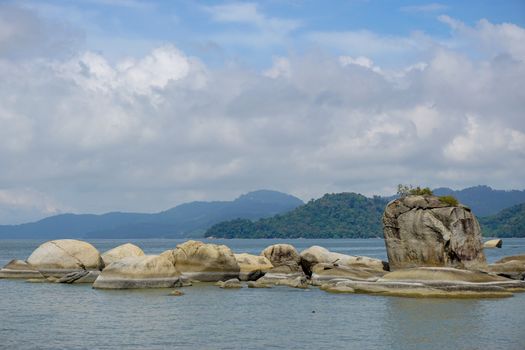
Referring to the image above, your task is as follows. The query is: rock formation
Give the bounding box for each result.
[310,263,385,286]
[261,244,301,268]
[234,253,273,281]
[483,239,503,248]
[101,243,145,266]
[27,239,104,277]
[216,278,242,288]
[487,255,525,280]
[300,245,388,275]
[0,260,44,279]
[93,255,180,289]
[383,195,487,270]
[161,240,240,282]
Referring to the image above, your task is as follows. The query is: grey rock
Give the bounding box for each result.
[383,195,486,270]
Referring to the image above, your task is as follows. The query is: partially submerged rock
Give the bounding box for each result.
[495,255,525,264]
[300,245,388,276]
[487,256,525,280]
[0,260,44,279]
[383,195,486,270]
[161,240,240,282]
[101,243,145,266]
[255,265,308,288]
[93,255,180,289]
[381,267,507,283]
[247,281,273,288]
[27,239,104,277]
[310,263,384,286]
[483,239,503,249]
[58,270,100,284]
[216,278,242,289]
[321,279,515,298]
[234,253,273,281]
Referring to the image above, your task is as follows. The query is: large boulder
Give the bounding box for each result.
[93,255,180,289]
[261,244,301,268]
[234,253,273,281]
[161,240,240,282]
[0,260,44,279]
[101,243,145,266]
[300,246,388,276]
[27,239,104,277]
[383,195,487,271]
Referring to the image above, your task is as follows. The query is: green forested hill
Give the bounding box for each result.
[479,203,525,237]
[205,193,388,238]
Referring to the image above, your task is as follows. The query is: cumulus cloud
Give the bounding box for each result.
[0,6,524,222]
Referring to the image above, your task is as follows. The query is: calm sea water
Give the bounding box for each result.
[1,238,524,350]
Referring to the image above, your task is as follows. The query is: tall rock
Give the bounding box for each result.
[383,195,486,270]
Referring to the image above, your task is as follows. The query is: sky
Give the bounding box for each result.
[0,0,524,224]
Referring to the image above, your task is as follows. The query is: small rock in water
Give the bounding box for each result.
[217,278,242,289]
[170,290,184,296]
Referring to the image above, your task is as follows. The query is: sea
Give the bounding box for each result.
[1,238,524,350]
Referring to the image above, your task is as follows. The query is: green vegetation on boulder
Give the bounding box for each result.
[205,193,388,238]
[479,203,525,237]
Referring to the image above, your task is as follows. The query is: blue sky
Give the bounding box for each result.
[21,0,525,65]
[0,1,524,223]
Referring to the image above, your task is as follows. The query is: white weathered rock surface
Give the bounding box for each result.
[161,240,240,282]
[300,246,388,275]
[93,255,180,289]
[383,195,487,270]
[381,267,507,283]
[234,253,273,281]
[320,279,520,298]
[483,239,503,248]
[254,265,307,288]
[310,263,385,286]
[27,239,104,277]
[101,243,145,266]
[0,260,44,279]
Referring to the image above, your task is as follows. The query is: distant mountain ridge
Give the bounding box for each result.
[0,190,304,239]
[479,203,525,237]
[206,193,388,239]
[206,186,525,239]
[432,185,525,217]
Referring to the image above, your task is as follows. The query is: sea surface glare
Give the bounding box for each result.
[1,238,524,350]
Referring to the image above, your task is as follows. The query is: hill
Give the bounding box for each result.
[205,193,388,238]
[479,203,525,237]
[432,185,525,217]
[0,190,303,239]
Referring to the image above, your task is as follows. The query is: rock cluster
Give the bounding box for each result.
[1,196,522,298]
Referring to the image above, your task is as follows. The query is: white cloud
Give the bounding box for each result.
[0,5,524,222]
[203,2,301,48]
[439,15,525,61]
[0,188,66,224]
[263,56,291,78]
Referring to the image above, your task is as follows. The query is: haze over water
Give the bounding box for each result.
[1,238,524,350]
